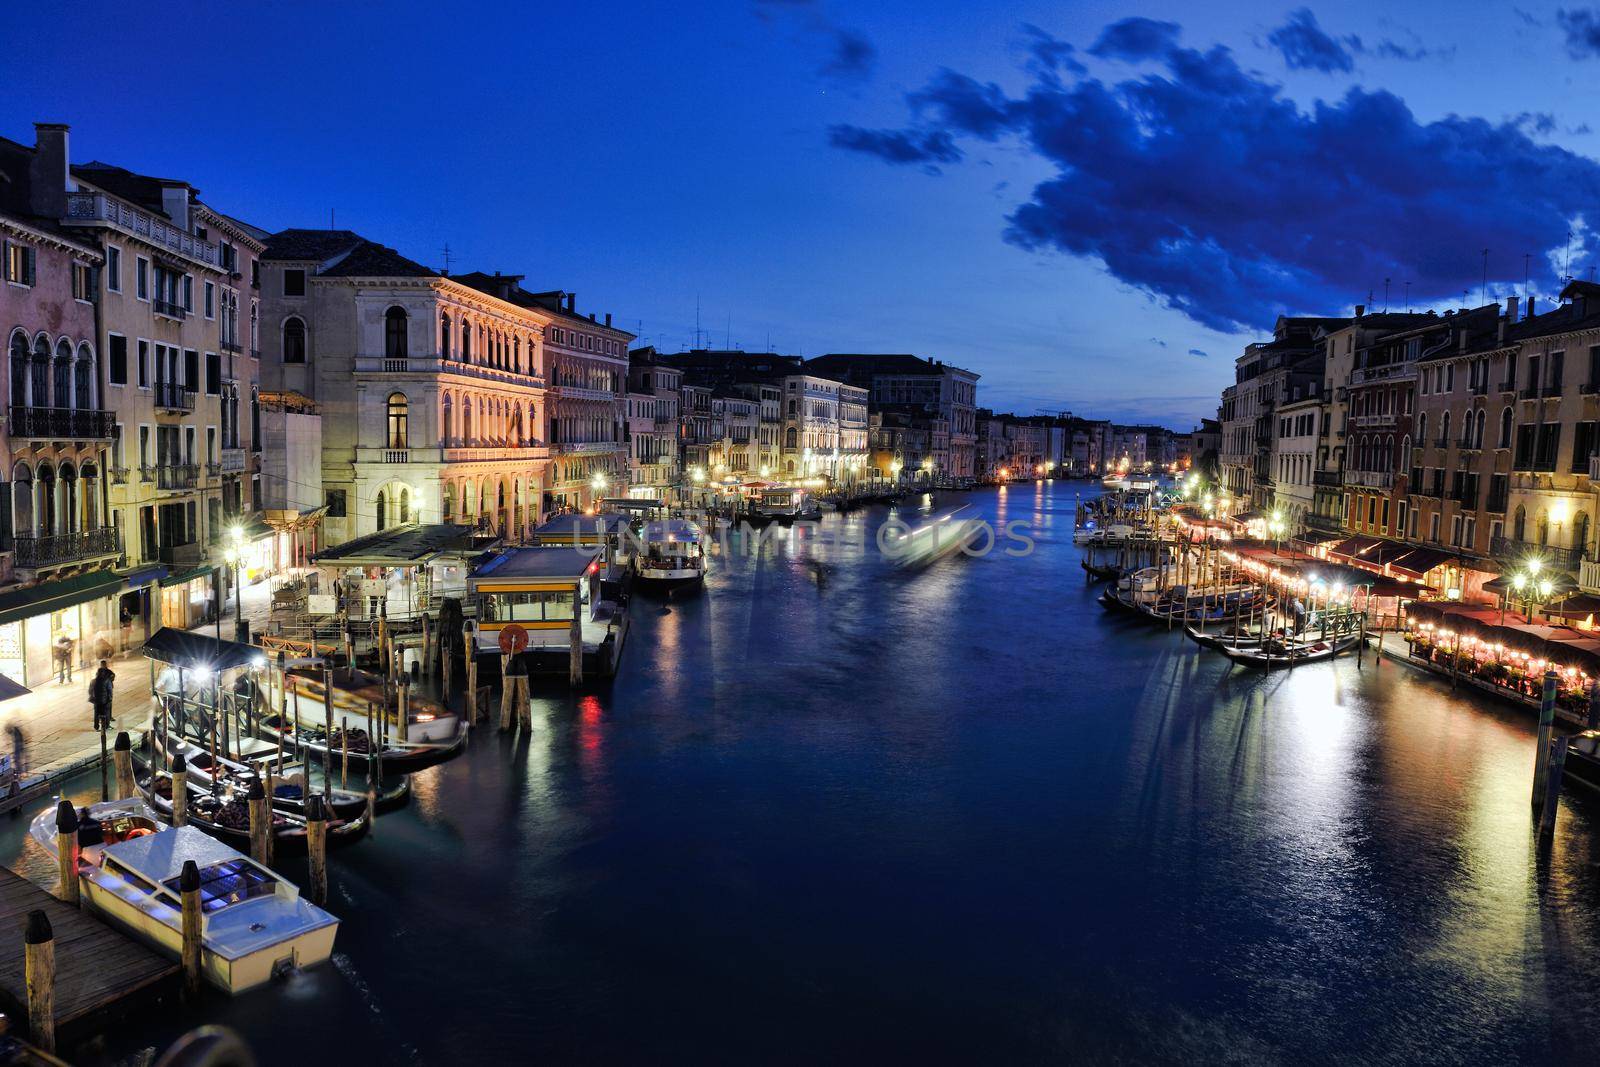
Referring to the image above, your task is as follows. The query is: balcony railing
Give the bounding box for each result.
[1343,469,1394,488]
[1590,455,1600,481]
[1312,469,1342,487]
[63,192,220,267]
[6,406,115,440]
[1486,492,1509,514]
[1521,387,1543,399]
[153,299,187,321]
[154,382,196,412]
[1491,535,1584,570]
[157,541,202,565]
[12,528,120,568]
[155,463,199,491]
[1499,380,1516,393]
[110,466,129,485]
[220,340,242,354]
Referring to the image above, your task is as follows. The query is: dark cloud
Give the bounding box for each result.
[1268,9,1354,72]
[822,27,876,80]
[827,126,961,168]
[830,23,1600,333]
[1512,111,1560,135]
[754,0,876,83]
[1188,348,1209,357]
[1266,9,1446,72]
[1516,7,1544,26]
[1088,18,1181,62]
[1021,24,1087,81]
[1150,338,1168,347]
[1559,8,1600,57]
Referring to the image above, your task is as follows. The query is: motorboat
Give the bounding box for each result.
[747,486,821,524]
[28,799,339,995]
[1562,730,1600,793]
[634,519,706,591]
[890,505,987,568]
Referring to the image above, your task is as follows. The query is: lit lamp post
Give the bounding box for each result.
[921,456,934,484]
[590,472,608,511]
[1268,513,1286,556]
[891,458,903,486]
[223,524,246,643]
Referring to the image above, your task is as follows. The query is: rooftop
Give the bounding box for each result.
[312,523,481,566]
[262,228,435,277]
[471,546,599,582]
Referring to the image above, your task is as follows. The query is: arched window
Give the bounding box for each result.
[1576,512,1591,554]
[283,317,306,363]
[442,483,455,522]
[1400,435,1411,472]
[1514,505,1526,541]
[30,336,49,409]
[399,487,411,524]
[11,464,31,538]
[59,462,77,533]
[1417,413,1426,452]
[8,331,26,408]
[386,392,409,449]
[1440,411,1450,446]
[1499,407,1513,448]
[384,306,408,359]
[1538,512,1550,546]
[53,339,71,409]
[785,427,798,449]
[376,490,387,531]
[35,462,55,537]
[75,343,93,410]
[442,393,453,445]
[1474,409,1486,449]
[460,320,472,362]
[439,313,452,359]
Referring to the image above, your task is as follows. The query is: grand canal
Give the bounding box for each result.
[5,482,1600,1064]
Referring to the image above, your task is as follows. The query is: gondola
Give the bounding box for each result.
[150,724,372,821]
[255,711,468,774]
[1562,730,1600,793]
[135,760,369,854]
[1215,633,1364,669]
[1184,623,1269,650]
[1080,558,1121,582]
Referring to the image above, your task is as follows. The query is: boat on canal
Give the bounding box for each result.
[136,761,370,854]
[149,727,373,821]
[28,799,340,995]
[253,710,465,774]
[1214,632,1365,669]
[633,518,706,592]
[747,486,821,525]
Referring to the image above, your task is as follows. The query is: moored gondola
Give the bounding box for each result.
[255,711,468,774]
[135,760,369,854]
[1215,633,1364,669]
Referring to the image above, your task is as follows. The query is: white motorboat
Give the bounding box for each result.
[29,799,339,995]
[891,505,987,568]
[634,519,706,590]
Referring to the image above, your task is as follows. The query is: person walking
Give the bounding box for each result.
[53,633,75,684]
[90,660,115,733]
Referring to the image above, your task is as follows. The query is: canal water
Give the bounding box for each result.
[4,482,1599,1064]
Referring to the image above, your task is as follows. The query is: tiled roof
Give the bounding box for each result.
[71,161,190,214]
[262,228,435,278]
[260,228,364,261]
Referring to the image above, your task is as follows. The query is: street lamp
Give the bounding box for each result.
[891,458,903,485]
[223,523,246,643]
[1268,512,1286,555]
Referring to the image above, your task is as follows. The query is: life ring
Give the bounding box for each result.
[123,827,154,839]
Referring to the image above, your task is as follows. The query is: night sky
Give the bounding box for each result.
[2,1,1596,427]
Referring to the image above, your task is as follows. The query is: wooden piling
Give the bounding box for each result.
[465,649,478,724]
[1533,669,1559,811]
[24,910,53,1053]
[305,796,328,907]
[53,803,78,908]
[170,753,189,827]
[1539,735,1570,841]
[569,588,583,687]
[321,661,334,803]
[179,859,203,999]
[247,779,270,867]
[421,612,433,678]
[397,677,410,744]
[340,717,349,791]
[499,654,514,731]
[112,732,134,800]
[514,673,531,730]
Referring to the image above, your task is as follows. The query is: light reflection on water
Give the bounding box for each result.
[0,482,1596,1064]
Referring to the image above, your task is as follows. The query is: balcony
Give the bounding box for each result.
[220,340,242,354]
[221,448,247,473]
[1486,493,1509,514]
[552,384,617,403]
[1499,380,1516,393]
[152,299,187,321]
[1590,455,1600,481]
[154,382,196,412]
[154,464,199,491]
[63,192,219,267]
[157,541,203,566]
[1312,469,1342,487]
[1521,387,1543,399]
[1343,469,1394,488]
[7,406,114,440]
[1491,535,1584,570]
[110,466,129,485]
[12,528,120,568]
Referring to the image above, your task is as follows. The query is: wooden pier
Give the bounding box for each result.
[0,866,177,1033]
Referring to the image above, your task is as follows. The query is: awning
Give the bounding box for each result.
[140,627,262,673]
[163,564,216,587]
[1387,546,1456,578]
[1483,572,1580,596]
[0,570,124,628]
[123,564,168,589]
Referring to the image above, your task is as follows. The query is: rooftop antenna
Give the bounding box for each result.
[1566,230,1575,283]
[695,295,702,349]
[1383,277,1391,312]
[440,243,452,275]
[1481,248,1490,304]
[1404,280,1411,312]
[330,208,335,230]
[726,314,731,350]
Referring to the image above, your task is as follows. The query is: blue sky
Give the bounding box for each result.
[2,1,1597,428]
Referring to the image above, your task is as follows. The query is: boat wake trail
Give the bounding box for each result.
[332,952,422,1063]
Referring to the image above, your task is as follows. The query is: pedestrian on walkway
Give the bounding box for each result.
[52,634,74,684]
[6,725,24,796]
[90,660,115,732]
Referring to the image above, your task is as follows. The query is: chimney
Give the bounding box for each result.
[1459,329,1468,353]
[28,123,69,219]
[566,292,576,312]
[1506,295,1519,322]
[605,313,612,327]
[1528,296,1538,319]
[1354,303,1365,318]
[160,185,190,231]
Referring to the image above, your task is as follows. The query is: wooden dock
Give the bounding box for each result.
[0,866,178,1031]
